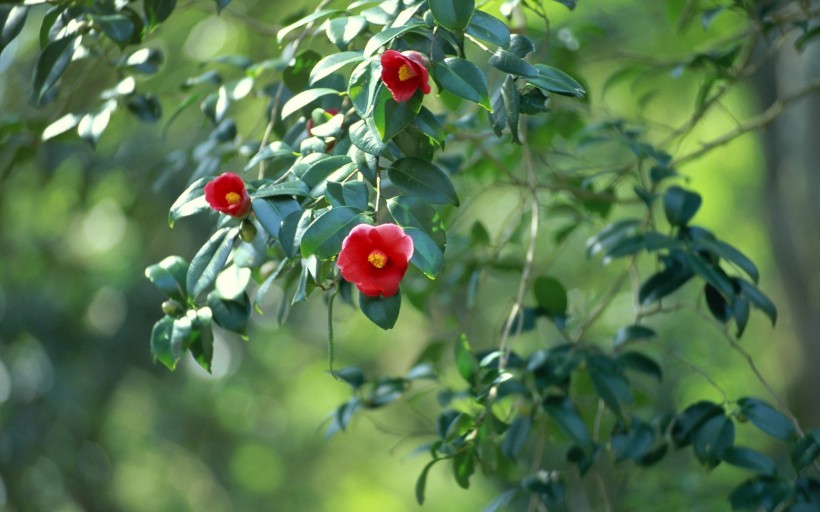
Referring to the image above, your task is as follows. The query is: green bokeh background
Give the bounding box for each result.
[0,1,814,510]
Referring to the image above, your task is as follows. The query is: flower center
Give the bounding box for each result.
[367,250,388,269]
[397,63,416,82]
[225,191,241,205]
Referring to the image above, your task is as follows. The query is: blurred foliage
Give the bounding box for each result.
[1,0,820,511]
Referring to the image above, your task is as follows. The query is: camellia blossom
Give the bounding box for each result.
[203,172,252,218]
[380,49,431,103]
[337,223,414,298]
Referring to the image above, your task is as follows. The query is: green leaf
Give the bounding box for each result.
[694,413,735,469]
[300,206,368,259]
[188,307,214,372]
[326,16,368,50]
[215,0,231,13]
[32,36,78,106]
[737,397,796,442]
[502,415,531,460]
[728,476,791,512]
[429,0,474,30]
[532,276,567,318]
[613,325,656,348]
[404,227,444,278]
[127,94,162,122]
[671,401,723,448]
[277,9,342,43]
[618,351,663,381]
[363,23,426,57]
[1,6,27,56]
[414,107,446,146]
[544,397,593,451]
[93,14,135,47]
[488,49,537,77]
[326,181,369,210]
[245,141,296,171]
[663,186,701,227]
[388,158,459,205]
[453,447,475,489]
[587,354,632,420]
[386,196,446,246]
[638,261,694,306]
[500,75,520,143]
[168,177,210,227]
[434,58,491,111]
[737,279,777,326]
[359,292,401,329]
[482,489,520,512]
[122,48,164,74]
[348,59,380,117]
[722,447,777,477]
[207,291,250,335]
[684,252,734,298]
[77,109,111,147]
[281,88,340,120]
[144,0,176,26]
[150,315,177,370]
[694,238,759,283]
[791,430,820,471]
[586,219,641,257]
[299,155,353,188]
[415,458,442,505]
[508,34,535,58]
[526,64,585,97]
[310,51,364,85]
[187,227,238,301]
[252,180,309,199]
[372,86,422,141]
[283,49,322,92]
[465,9,510,48]
[252,197,301,239]
[145,255,189,300]
[455,334,477,384]
[349,119,391,157]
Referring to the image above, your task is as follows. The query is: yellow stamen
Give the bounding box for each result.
[225,191,241,205]
[368,250,388,269]
[398,63,415,81]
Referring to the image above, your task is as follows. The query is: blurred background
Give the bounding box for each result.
[1,0,818,510]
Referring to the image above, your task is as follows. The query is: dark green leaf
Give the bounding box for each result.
[404,227,444,278]
[705,283,731,323]
[587,354,632,420]
[526,64,585,97]
[388,158,459,206]
[544,396,593,451]
[737,279,777,326]
[694,238,759,283]
[508,34,535,58]
[488,49,537,77]
[586,219,641,257]
[300,155,353,188]
[188,308,214,372]
[187,227,238,301]
[791,430,820,471]
[207,291,250,335]
[144,0,176,26]
[429,0,474,30]
[284,49,322,91]
[386,196,446,246]
[722,446,777,477]
[1,6,27,55]
[168,177,209,227]
[729,476,791,512]
[733,295,750,337]
[252,197,300,240]
[685,252,734,298]
[502,415,531,460]
[145,255,189,301]
[618,352,662,381]
[455,334,477,385]
[638,262,694,306]
[245,141,296,171]
[363,23,426,57]
[694,413,735,468]
[613,325,656,348]
[300,207,368,259]
[94,14,135,47]
[612,418,655,462]
[215,0,231,13]
[326,16,368,50]
[252,180,310,199]
[671,401,723,448]
[434,58,491,111]
[326,181,369,210]
[32,36,78,106]
[532,276,568,318]
[349,119,391,157]
[372,85,422,141]
[310,51,364,85]
[453,447,475,489]
[122,47,164,74]
[663,186,701,227]
[127,94,162,122]
[465,9,510,47]
[738,397,796,442]
[359,292,401,329]
[415,458,442,505]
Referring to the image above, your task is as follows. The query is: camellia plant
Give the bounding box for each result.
[7,0,820,509]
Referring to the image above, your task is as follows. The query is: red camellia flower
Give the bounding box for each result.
[203,172,252,218]
[337,223,414,298]
[380,49,431,103]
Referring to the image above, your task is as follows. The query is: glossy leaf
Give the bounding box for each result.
[502,415,531,460]
[168,177,210,227]
[639,261,694,306]
[207,291,250,335]
[488,49,537,77]
[532,276,568,318]
[310,51,364,85]
[544,396,593,451]
[613,325,656,348]
[360,292,401,330]
[388,158,459,206]
[32,35,78,106]
[363,23,426,57]
[694,413,735,468]
[281,88,340,120]
[404,227,444,278]
[465,9,510,47]
[694,238,759,283]
[252,197,301,239]
[300,206,368,259]
[722,446,777,477]
[618,352,662,381]
[144,0,176,26]
[372,86,422,141]
[145,255,189,301]
[429,0,474,30]
[326,16,368,50]
[737,279,777,326]
[150,315,178,370]
[187,227,238,301]
[1,6,27,55]
[526,64,585,97]
[434,58,491,111]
